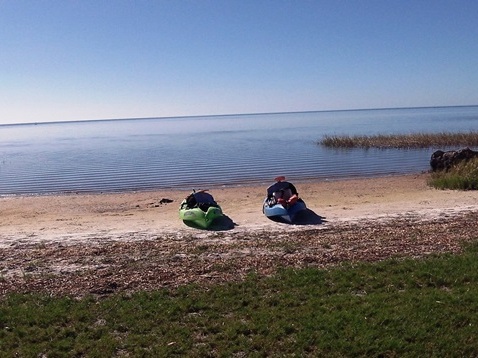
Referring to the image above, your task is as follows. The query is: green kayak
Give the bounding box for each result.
[179,190,223,229]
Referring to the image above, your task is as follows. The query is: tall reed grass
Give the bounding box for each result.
[320,131,478,149]
[428,157,478,190]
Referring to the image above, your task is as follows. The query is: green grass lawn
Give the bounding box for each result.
[2,242,478,357]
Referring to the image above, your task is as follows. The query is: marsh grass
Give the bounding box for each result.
[320,131,478,149]
[1,243,478,356]
[428,157,478,190]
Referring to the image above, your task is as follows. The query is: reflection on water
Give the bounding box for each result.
[1,106,477,195]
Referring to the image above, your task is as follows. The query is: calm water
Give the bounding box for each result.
[1,106,478,195]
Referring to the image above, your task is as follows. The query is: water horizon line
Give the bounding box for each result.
[2,104,477,128]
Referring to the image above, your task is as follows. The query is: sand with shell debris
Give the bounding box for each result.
[1,173,478,297]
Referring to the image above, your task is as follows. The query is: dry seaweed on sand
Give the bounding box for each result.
[2,212,478,298]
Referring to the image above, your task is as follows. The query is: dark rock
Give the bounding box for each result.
[159,198,174,204]
[430,147,478,171]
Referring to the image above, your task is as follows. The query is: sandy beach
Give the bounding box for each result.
[2,173,478,297]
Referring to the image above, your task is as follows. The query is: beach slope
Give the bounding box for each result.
[1,174,478,297]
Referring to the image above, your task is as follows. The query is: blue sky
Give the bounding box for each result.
[1,1,477,124]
